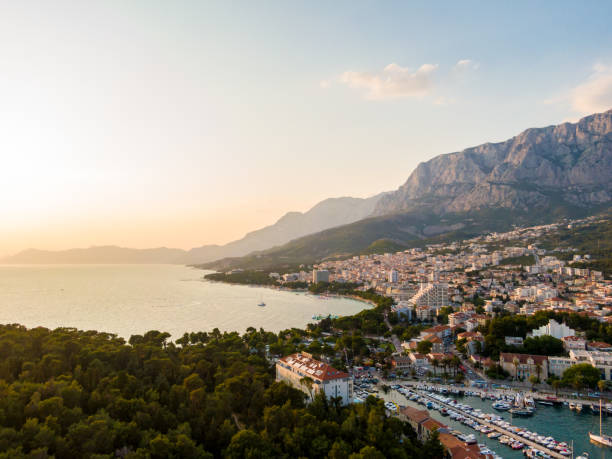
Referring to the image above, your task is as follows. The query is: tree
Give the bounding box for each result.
[552,380,561,396]
[422,430,445,458]
[417,340,433,355]
[529,375,539,388]
[561,363,601,389]
[299,376,315,402]
[598,380,608,393]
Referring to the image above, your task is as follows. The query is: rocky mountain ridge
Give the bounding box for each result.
[374,109,612,216]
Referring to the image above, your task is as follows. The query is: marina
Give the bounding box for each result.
[378,383,612,459]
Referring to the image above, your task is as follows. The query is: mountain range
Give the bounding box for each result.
[202,108,612,271]
[5,109,611,266]
[2,194,385,264]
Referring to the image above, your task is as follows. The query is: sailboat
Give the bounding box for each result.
[589,400,612,447]
[257,293,266,307]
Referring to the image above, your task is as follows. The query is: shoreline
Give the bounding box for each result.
[202,277,376,309]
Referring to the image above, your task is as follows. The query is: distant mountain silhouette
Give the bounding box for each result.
[2,193,386,264]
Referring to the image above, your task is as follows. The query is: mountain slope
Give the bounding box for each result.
[2,194,385,264]
[203,110,612,271]
[180,194,386,263]
[374,109,612,215]
[2,246,187,264]
[201,204,606,271]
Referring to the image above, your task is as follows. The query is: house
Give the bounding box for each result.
[409,352,429,368]
[499,353,548,380]
[587,341,612,352]
[398,406,430,440]
[276,352,353,405]
[390,356,412,372]
[562,335,586,351]
[505,336,524,347]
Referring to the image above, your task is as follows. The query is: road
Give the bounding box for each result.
[383,312,402,353]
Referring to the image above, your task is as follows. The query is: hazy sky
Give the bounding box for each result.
[1,1,612,255]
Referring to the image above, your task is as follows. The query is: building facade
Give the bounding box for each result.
[312,269,330,283]
[499,353,548,380]
[276,352,353,405]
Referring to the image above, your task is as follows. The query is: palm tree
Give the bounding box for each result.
[552,380,560,396]
[598,380,607,393]
[442,357,452,380]
[432,358,440,376]
[451,356,461,376]
[513,358,520,381]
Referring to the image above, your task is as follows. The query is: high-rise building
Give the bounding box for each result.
[388,269,398,283]
[312,269,330,283]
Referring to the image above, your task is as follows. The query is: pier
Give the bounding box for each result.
[412,390,570,459]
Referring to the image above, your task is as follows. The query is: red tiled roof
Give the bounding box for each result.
[500,353,547,365]
[399,406,429,423]
[279,353,349,381]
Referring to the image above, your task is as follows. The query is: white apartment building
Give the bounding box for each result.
[276,353,353,405]
[548,350,612,380]
[388,269,398,283]
[529,319,576,340]
[409,282,448,310]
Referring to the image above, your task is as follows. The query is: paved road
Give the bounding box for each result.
[383,312,402,353]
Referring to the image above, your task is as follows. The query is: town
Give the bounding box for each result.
[266,215,612,458]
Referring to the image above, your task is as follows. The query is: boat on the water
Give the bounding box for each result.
[590,400,612,447]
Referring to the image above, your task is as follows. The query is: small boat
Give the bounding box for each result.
[257,301,266,307]
[537,400,554,406]
[569,403,576,410]
[576,403,583,412]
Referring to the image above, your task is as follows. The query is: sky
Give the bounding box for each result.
[1,1,612,256]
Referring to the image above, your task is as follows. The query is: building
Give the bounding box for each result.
[390,356,412,372]
[549,350,612,380]
[529,319,576,340]
[547,356,573,377]
[276,352,353,405]
[388,269,398,283]
[505,336,524,347]
[499,353,548,380]
[410,282,449,313]
[588,341,612,352]
[391,301,413,320]
[312,269,330,283]
[562,335,586,352]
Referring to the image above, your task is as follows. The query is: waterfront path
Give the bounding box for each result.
[410,390,569,459]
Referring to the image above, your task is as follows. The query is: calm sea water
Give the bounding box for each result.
[0,264,369,339]
[385,390,610,459]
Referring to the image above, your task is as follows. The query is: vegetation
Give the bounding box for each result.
[204,271,278,286]
[0,324,437,458]
[561,363,602,389]
[479,313,568,360]
[416,341,432,355]
[538,215,612,278]
[498,255,535,266]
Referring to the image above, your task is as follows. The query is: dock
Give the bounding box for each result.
[413,390,570,459]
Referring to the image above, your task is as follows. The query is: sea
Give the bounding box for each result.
[0,264,369,339]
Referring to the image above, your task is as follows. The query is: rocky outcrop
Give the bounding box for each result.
[374,109,612,215]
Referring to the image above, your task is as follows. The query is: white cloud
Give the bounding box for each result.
[453,59,479,71]
[339,63,438,100]
[571,64,612,114]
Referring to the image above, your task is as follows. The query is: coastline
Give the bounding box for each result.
[201,276,377,309]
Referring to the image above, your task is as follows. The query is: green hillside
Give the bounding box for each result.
[199,204,605,272]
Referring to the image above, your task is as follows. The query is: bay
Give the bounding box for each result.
[0,264,369,339]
